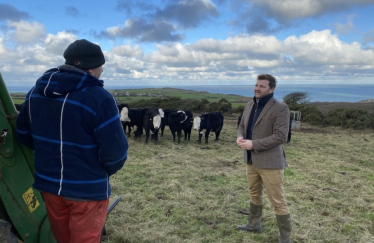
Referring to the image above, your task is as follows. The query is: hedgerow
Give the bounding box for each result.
[326,108,374,130]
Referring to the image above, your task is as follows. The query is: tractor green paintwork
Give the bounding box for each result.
[0,73,56,243]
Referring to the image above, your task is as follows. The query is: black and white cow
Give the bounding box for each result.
[143,108,162,144]
[183,110,193,141]
[168,110,193,144]
[160,109,177,137]
[129,108,147,140]
[193,111,224,144]
[118,103,131,136]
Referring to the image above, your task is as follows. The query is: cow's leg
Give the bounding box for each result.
[160,124,165,137]
[145,130,149,144]
[121,122,126,134]
[205,131,210,144]
[198,134,202,144]
[127,125,131,137]
[215,130,221,141]
[138,126,143,141]
[128,128,131,137]
[177,130,181,144]
[133,125,138,140]
[183,130,187,140]
[171,131,176,142]
[154,130,159,145]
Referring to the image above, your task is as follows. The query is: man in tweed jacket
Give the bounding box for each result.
[236,74,291,243]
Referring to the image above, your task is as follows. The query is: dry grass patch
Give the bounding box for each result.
[102,119,374,243]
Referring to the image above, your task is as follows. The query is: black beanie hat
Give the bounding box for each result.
[63,39,105,70]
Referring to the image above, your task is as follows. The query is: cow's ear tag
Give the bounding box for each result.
[150,119,152,121]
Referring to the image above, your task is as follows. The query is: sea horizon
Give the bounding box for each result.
[6,84,374,103]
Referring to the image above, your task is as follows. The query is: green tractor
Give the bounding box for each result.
[0,73,55,242]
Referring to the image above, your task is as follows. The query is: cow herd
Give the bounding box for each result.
[117,104,224,145]
[14,102,224,145]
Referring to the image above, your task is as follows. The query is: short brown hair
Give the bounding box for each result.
[257,74,276,89]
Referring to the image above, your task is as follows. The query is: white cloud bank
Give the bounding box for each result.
[1,22,374,86]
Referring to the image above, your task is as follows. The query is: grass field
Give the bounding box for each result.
[108,88,250,108]
[11,87,250,107]
[9,88,374,242]
[101,116,374,243]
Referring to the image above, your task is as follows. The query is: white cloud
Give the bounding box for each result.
[0,37,6,55]
[44,31,77,55]
[283,30,374,65]
[0,31,79,84]
[1,27,374,85]
[6,20,46,44]
[252,0,374,21]
[111,45,144,57]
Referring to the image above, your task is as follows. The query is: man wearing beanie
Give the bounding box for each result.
[16,39,129,243]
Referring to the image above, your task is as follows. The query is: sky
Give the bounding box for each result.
[1,0,374,87]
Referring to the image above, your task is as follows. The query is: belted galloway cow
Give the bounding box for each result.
[168,110,193,143]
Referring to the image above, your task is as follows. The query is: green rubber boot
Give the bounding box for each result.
[235,202,263,233]
[276,214,292,243]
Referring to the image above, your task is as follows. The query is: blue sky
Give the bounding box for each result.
[1,0,374,87]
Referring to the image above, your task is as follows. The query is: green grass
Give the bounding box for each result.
[9,88,374,242]
[101,118,374,243]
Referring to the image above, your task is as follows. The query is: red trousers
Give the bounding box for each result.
[43,192,109,243]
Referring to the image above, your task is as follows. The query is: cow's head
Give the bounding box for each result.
[153,115,161,129]
[120,107,131,122]
[194,114,208,134]
[193,116,201,131]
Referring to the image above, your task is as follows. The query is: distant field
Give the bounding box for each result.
[308,101,374,115]
[108,88,251,108]
[10,87,373,111]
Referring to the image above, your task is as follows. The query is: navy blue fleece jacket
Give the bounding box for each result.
[16,65,128,200]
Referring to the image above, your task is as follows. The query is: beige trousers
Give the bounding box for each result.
[246,164,290,215]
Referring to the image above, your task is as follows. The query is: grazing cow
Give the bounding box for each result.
[15,103,24,111]
[118,103,131,136]
[193,111,224,144]
[159,109,177,137]
[168,110,193,144]
[143,108,162,144]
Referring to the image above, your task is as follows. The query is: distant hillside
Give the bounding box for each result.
[308,101,374,115]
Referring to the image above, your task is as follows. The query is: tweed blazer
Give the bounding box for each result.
[237,96,289,169]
